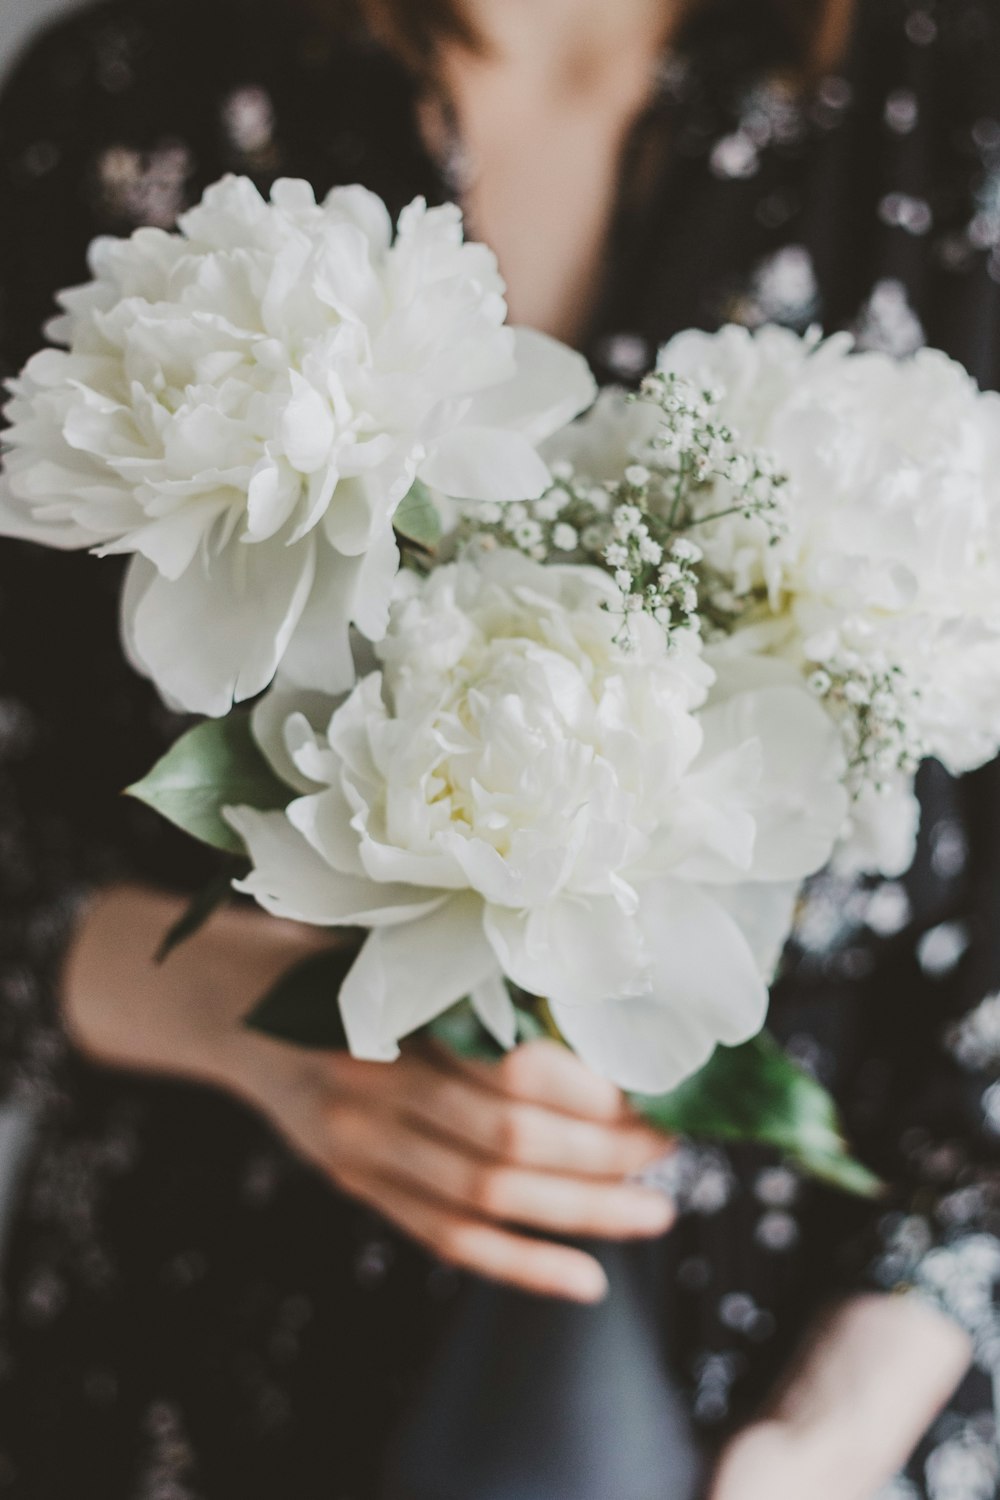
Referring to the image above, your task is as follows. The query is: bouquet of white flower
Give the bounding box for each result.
[7,178,999,1194]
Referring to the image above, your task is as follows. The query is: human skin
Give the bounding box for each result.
[62,0,972,1482]
[64,885,675,1303]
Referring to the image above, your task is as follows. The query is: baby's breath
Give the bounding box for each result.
[807,648,925,795]
[458,370,788,654]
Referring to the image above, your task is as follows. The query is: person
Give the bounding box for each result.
[0,0,997,1495]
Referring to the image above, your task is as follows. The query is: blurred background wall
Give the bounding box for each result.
[1,0,94,85]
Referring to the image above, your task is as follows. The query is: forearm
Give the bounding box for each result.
[770,1293,971,1476]
[711,1292,973,1500]
[61,882,325,1088]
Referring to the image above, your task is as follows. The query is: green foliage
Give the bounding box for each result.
[126,712,289,855]
[633,1031,883,1198]
[245,945,357,1048]
[394,480,442,549]
[244,958,880,1197]
[155,867,245,963]
[428,999,547,1061]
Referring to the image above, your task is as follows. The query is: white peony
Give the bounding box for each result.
[657,325,1000,770]
[0,176,595,716]
[656,324,1000,872]
[227,548,846,1093]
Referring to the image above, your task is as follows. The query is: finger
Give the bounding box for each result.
[325,1102,675,1239]
[326,1049,670,1178]
[435,1038,632,1123]
[336,1165,611,1303]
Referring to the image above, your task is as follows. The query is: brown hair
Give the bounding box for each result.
[347,0,857,80]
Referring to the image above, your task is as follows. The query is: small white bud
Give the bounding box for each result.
[552,522,579,552]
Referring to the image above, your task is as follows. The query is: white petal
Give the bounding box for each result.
[246,457,302,543]
[339,894,497,1060]
[227,806,445,926]
[123,533,316,717]
[485,896,646,1009]
[0,475,95,549]
[832,777,921,879]
[279,550,364,698]
[418,427,552,503]
[464,327,598,444]
[287,786,368,877]
[470,971,518,1051]
[348,521,400,643]
[251,679,340,793]
[280,375,335,472]
[550,881,768,1094]
[710,881,799,982]
[104,494,231,578]
[694,682,847,883]
[323,183,393,255]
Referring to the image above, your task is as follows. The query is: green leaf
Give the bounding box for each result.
[428,999,546,1062]
[632,1031,883,1199]
[394,480,442,549]
[429,1002,508,1062]
[155,867,246,964]
[245,945,357,1048]
[126,713,290,855]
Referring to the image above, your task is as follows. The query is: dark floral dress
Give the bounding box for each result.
[1,1,1000,1495]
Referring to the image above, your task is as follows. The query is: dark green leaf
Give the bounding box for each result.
[154,866,247,964]
[245,945,358,1049]
[429,998,551,1061]
[632,1031,883,1198]
[429,1002,507,1062]
[126,713,290,855]
[394,480,442,549]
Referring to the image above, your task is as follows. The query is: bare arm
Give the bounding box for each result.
[62,884,674,1301]
[709,1293,973,1500]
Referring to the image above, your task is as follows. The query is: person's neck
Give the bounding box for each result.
[455,0,686,92]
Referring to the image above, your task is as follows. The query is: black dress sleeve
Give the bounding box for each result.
[0,9,216,1098]
[835,0,1000,1363]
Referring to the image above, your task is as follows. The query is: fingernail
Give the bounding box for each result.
[629,1194,674,1232]
[570,1263,609,1303]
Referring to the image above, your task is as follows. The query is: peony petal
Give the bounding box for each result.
[123,531,317,716]
[279,549,366,698]
[709,881,799,982]
[696,683,847,883]
[348,521,400,644]
[0,475,96,549]
[463,327,598,445]
[339,894,498,1060]
[484,896,646,1010]
[287,786,368,877]
[470,971,518,1051]
[251,679,340,793]
[324,183,393,256]
[102,494,232,578]
[417,426,552,503]
[226,806,445,926]
[550,880,768,1094]
[280,374,335,473]
[246,456,303,542]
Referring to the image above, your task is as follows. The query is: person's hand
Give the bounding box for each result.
[707,1293,973,1500]
[64,884,674,1302]
[242,1037,675,1302]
